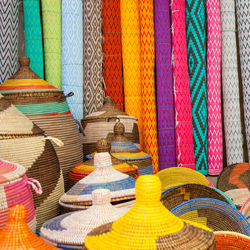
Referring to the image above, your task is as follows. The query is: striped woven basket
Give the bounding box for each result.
[171,198,250,235]
[240,197,250,222]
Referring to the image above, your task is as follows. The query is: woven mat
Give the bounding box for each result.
[23,0,44,79]
[62,0,83,121]
[171,0,195,169]
[0,0,19,84]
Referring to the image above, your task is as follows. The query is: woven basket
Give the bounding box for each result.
[171,198,250,235]
[0,205,57,249]
[84,175,215,249]
[241,197,250,222]
[156,167,214,190]
[161,184,236,211]
[81,96,139,156]
[0,57,83,190]
[214,231,250,249]
[217,163,250,192]
[41,189,128,248]
[0,159,38,232]
[225,188,250,209]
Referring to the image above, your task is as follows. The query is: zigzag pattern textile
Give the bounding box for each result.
[120,0,143,147]
[236,0,250,160]
[171,0,195,170]
[206,0,223,175]
[154,0,176,170]
[41,0,62,89]
[62,0,83,121]
[0,0,18,84]
[83,0,104,115]
[23,0,44,79]
[185,0,208,174]
[139,0,159,173]
[220,0,244,165]
[102,0,124,111]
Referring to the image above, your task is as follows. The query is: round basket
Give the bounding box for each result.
[161,184,236,211]
[156,167,214,190]
[81,96,139,156]
[225,188,250,209]
[240,197,250,222]
[171,198,250,235]
[214,231,250,249]
[217,163,250,192]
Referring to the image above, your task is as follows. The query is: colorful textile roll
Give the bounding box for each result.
[236,0,250,159]
[220,0,244,165]
[120,0,143,147]
[102,0,123,111]
[62,0,83,121]
[171,0,195,169]
[206,0,223,175]
[83,0,104,115]
[154,0,176,170]
[185,0,208,174]
[0,0,19,84]
[23,0,44,79]
[139,0,158,173]
[41,0,62,89]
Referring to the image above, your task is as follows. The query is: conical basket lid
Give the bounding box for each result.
[85,175,215,249]
[41,189,128,247]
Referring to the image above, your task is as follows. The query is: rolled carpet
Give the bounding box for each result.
[154,0,176,170]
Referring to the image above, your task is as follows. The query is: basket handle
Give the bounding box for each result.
[41,137,64,147]
[27,178,42,195]
[59,92,74,101]
[106,117,120,123]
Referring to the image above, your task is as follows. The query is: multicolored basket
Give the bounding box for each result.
[84,175,215,249]
[156,167,214,190]
[0,159,38,231]
[214,231,250,249]
[225,188,250,209]
[171,198,250,235]
[240,197,250,222]
[161,184,236,211]
[0,205,57,249]
[81,97,139,156]
[41,189,128,248]
[0,57,83,189]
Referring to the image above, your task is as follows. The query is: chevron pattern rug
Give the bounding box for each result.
[220,0,244,165]
[186,0,208,174]
[154,0,176,170]
[62,0,83,121]
[41,0,62,89]
[83,0,104,115]
[102,0,124,111]
[0,0,19,84]
[171,0,195,170]
[207,0,223,175]
[236,0,250,160]
[23,0,44,79]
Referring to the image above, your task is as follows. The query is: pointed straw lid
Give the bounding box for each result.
[41,189,128,247]
[0,205,57,249]
[85,175,215,249]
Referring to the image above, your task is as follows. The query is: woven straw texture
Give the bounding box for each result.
[171,198,250,235]
[41,189,128,248]
[102,0,123,111]
[83,0,104,115]
[171,0,195,170]
[215,231,250,249]
[23,0,44,79]
[0,159,36,232]
[186,0,208,175]
[161,184,236,211]
[0,205,57,249]
[0,0,19,84]
[240,197,250,222]
[62,0,83,121]
[206,0,223,175]
[236,0,250,159]
[41,0,62,89]
[85,175,215,249]
[156,167,214,190]
[225,188,250,209]
[120,0,143,146]
[220,0,244,165]
[154,0,176,171]
[217,163,250,192]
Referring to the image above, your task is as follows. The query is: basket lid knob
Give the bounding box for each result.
[8,205,27,223]
[114,122,125,136]
[19,57,30,67]
[96,139,111,153]
[92,189,111,205]
[103,96,114,105]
